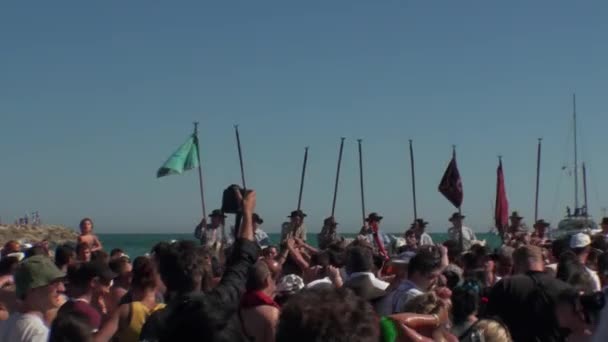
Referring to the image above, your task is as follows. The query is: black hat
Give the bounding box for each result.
[365,212,383,222]
[209,209,227,218]
[534,219,550,227]
[510,211,523,219]
[601,217,608,225]
[449,212,465,221]
[288,210,307,219]
[411,218,429,228]
[253,213,264,224]
[324,217,338,226]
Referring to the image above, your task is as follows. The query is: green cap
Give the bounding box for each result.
[15,255,65,298]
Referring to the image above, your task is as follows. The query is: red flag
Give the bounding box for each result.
[438,152,463,208]
[495,159,509,229]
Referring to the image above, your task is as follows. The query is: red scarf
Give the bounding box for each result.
[241,290,280,309]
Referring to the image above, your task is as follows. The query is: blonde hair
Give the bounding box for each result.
[472,319,512,342]
[401,292,444,315]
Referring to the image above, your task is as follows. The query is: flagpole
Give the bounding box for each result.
[297,147,309,210]
[193,122,207,218]
[358,139,367,225]
[331,138,346,217]
[233,125,247,239]
[496,155,504,241]
[453,144,464,251]
[234,125,247,190]
[534,138,542,222]
[409,139,418,220]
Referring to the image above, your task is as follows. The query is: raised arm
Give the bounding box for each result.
[208,190,258,306]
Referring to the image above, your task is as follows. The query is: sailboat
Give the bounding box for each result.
[549,94,600,239]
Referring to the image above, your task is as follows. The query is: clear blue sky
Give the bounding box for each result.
[1,1,608,234]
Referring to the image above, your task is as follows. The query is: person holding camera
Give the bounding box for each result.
[281,210,307,242]
[143,189,259,342]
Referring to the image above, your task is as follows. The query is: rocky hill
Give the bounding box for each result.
[0,224,78,246]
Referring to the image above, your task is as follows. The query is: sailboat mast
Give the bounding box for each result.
[573,93,579,211]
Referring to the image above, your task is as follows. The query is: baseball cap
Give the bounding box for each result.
[15,255,65,298]
[570,233,591,249]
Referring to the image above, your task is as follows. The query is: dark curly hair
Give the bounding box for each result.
[50,309,93,342]
[408,246,441,276]
[345,246,374,274]
[131,256,157,290]
[276,288,379,342]
[79,218,93,230]
[158,240,211,294]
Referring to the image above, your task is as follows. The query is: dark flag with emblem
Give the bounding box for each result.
[438,149,463,208]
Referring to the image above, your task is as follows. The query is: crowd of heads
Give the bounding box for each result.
[1,202,608,342]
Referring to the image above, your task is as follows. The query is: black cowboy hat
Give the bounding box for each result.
[510,211,523,219]
[534,219,550,227]
[601,217,608,225]
[365,212,383,222]
[209,209,227,218]
[448,212,465,221]
[253,213,264,224]
[288,210,307,219]
[324,217,338,226]
[410,218,429,228]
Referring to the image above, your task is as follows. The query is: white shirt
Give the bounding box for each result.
[419,232,434,246]
[585,266,601,292]
[201,224,233,247]
[255,228,270,247]
[348,272,389,291]
[0,312,49,342]
[448,226,477,250]
[306,277,333,289]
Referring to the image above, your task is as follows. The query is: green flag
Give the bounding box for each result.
[157,134,200,178]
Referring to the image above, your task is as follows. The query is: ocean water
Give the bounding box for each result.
[98,232,502,258]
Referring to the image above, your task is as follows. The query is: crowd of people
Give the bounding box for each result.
[1,192,608,341]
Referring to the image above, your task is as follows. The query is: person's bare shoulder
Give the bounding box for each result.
[255,305,280,323]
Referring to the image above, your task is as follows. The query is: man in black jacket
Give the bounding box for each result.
[140,190,259,342]
[485,245,571,342]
